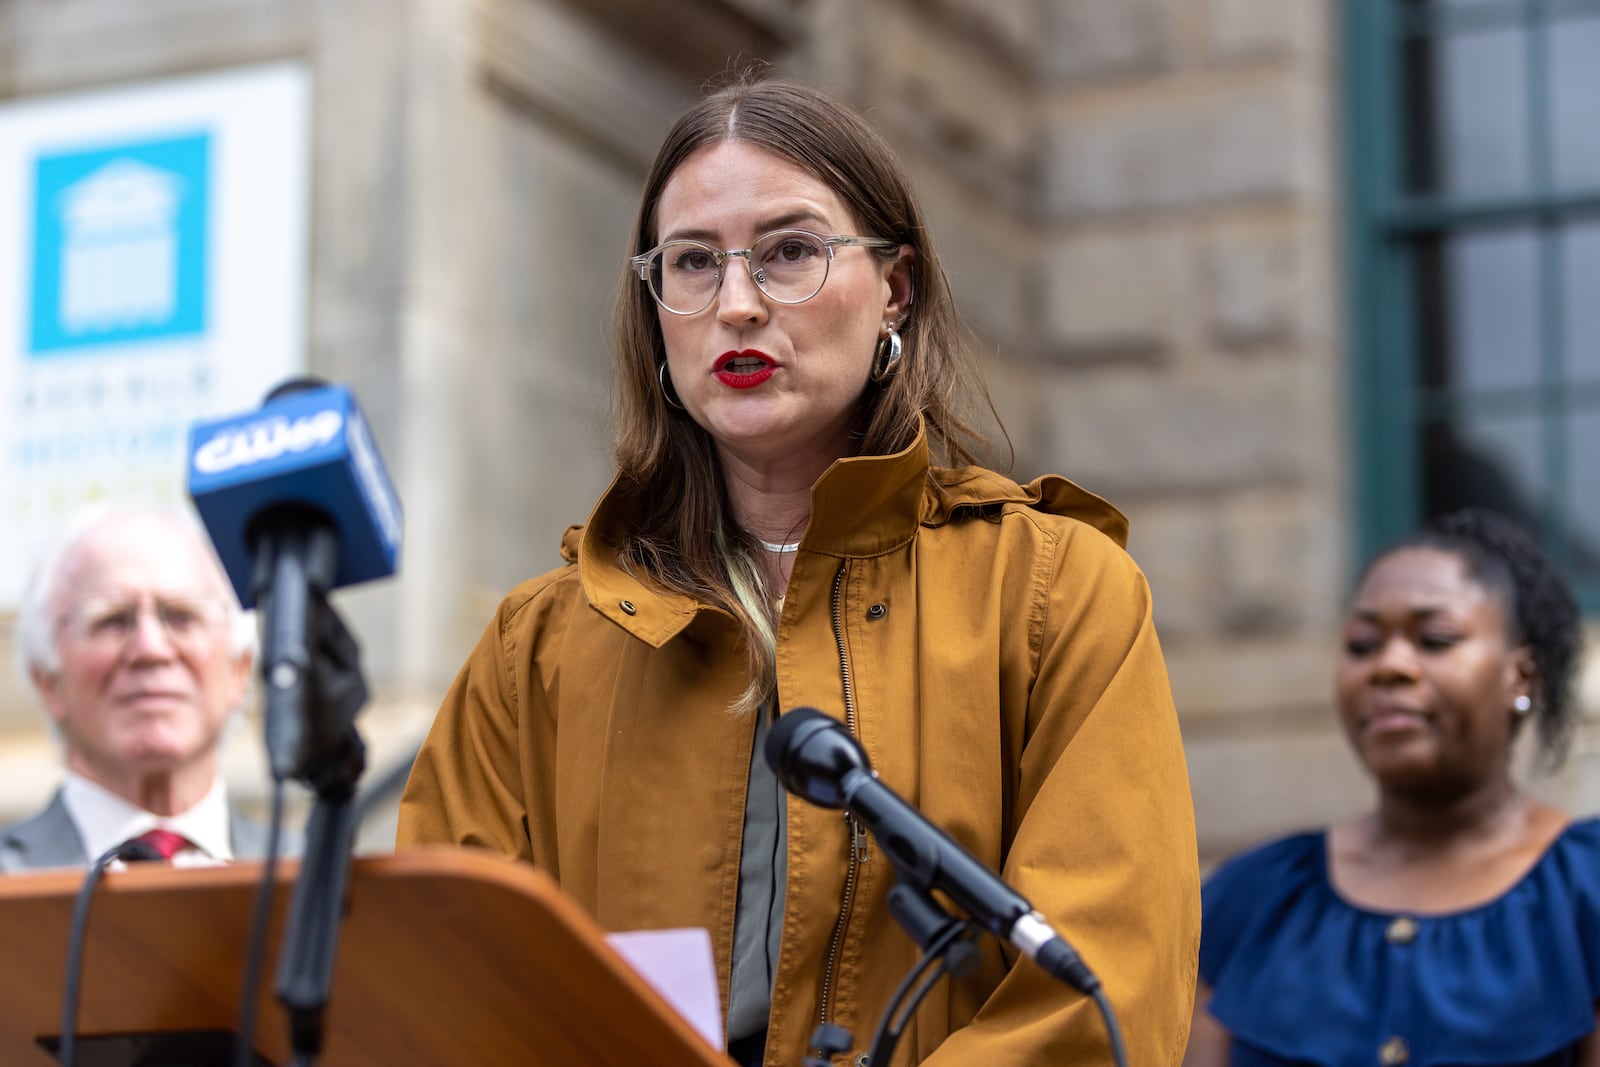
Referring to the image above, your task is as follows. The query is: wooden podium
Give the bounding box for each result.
[0,847,733,1066]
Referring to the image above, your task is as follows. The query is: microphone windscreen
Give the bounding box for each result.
[765,706,871,810]
[764,705,832,776]
[187,383,403,607]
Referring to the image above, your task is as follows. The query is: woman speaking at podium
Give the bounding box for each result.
[398,70,1199,1066]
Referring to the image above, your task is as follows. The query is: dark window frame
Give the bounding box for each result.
[1342,0,1600,610]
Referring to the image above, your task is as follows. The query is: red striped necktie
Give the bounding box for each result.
[131,828,192,861]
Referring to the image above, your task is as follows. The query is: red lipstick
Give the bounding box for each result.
[714,350,775,389]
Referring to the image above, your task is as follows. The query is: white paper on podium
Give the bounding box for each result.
[605,927,724,1051]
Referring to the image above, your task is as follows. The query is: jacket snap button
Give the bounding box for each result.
[619,600,637,615]
[1379,1036,1409,1065]
[866,603,887,620]
[1385,916,1417,944]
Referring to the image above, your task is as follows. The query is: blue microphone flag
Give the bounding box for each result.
[187,383,402,607]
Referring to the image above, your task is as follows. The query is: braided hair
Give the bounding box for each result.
[1365,508,1583,770]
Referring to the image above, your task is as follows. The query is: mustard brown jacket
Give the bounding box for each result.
[397,428,1200,1066]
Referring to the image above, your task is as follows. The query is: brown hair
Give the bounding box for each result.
[608,71,996,711]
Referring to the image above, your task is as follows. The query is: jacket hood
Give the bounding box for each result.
[927,465,1128,547]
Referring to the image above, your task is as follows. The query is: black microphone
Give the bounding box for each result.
[766,706,1100,994]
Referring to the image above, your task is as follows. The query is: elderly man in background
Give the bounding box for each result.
[0,506,269,870]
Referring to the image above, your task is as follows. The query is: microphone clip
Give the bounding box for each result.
[251,507,368,798]
[885,882,981,978]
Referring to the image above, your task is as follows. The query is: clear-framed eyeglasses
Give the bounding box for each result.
[630,229,900,316]
[58,595,229,652]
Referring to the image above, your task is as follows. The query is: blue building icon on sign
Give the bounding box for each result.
[27,132,210,355]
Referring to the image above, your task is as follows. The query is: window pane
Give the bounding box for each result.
[1551,15,1600,190]
[1416,226,1542,391]
[1422,415,1546,531]
[1567,411,1600,586]
[1561,218,1600,385]
[1408,25,1530,197]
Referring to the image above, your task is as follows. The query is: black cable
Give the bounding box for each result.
[232,780,287,1067]
[863,920,971,1067]
[875,955,956,1064]
[1091,985,1129,1067]
[59,839,162,1067]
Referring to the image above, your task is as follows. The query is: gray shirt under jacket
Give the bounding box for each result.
[727,703,788,1043]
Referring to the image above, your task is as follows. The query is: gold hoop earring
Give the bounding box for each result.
[872,325,903,383]
[659,362,685,411]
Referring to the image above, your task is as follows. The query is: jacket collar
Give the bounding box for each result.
[562,418,1126,645]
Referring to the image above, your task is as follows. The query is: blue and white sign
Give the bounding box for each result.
[0,63,310,608]
[29,133,211,354]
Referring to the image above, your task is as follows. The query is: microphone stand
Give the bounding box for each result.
[868,861,1129,1067]
[251,523,369,1067]
[857,860,1127,1067]
[861,880,980,1067]
[276,785,358,1067]
[803,869,981,1067]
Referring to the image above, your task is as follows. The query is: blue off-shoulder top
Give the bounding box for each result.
[1199,818,1600,1067]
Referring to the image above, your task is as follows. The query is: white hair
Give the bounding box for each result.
[14,503,258,688]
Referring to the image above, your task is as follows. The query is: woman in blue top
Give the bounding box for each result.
[1186,508,1597,1067]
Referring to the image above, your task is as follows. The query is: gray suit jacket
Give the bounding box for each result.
[0,791,283,872]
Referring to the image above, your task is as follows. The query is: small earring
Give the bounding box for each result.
[872,324,903,383]
[1512,694,1533,716]
[658,362,685,411]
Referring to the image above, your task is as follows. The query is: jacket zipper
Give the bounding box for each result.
[817,561,866,1035]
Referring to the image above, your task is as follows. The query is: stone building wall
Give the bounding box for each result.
[0,0,1593,864]
[1021,0,1362,863]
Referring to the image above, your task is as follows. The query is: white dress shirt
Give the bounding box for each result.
[60,771,234,867]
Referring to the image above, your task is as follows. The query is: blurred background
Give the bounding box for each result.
[0,0,1594,867]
